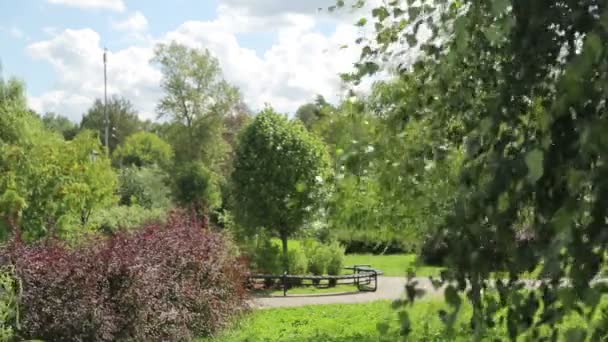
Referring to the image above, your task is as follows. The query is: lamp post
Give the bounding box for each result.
[103,48,109,153]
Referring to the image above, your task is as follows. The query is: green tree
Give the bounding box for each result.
[118,166,172,209]
[80,96,142,152]
[113,131,174,169]
[172,162,221,216]
[152,41,242,172]
[0,127,117,241]
[41,112,79,140]
[295,95,331,130]
[231,108,331,271]
[347,0,608,339]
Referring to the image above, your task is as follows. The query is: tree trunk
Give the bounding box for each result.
[281,232,289,274]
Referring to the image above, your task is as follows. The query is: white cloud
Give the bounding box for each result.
[163,13,361,113]
[0,26,27,40]
[220,0,333,17]
[9,27,25,39]
[26,2,366,122]
[112,11,148,32]
[27,29,161,121]
[47,0,126,12]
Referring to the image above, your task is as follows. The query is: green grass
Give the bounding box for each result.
[203,295,608,342]
[201,299,482,342]
[267,284,359,296]
[343,254,444,277]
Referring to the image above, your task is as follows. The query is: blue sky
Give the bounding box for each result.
[0,0,365,122]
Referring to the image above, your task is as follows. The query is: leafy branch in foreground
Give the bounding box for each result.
[346,0,608,340]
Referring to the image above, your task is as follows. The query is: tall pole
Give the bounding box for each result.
[103,48,109,153]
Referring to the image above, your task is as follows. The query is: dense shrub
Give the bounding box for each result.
[420,233,449,266]
[287,248,308,275]
[250,239,282,275]
[340,238,407,255]
[118,167,172,209]
[0,212,248,341]
[0,267,18,341]
[173,162,221,214]
[86,205,167,234]
[305,242,329,285]
[326,242,345,276]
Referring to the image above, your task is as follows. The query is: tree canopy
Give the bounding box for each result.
[153,41,242,170]
[113,131,173,169]
[232,108,332,270]
[344,0,608,339]
[80,96,142,153]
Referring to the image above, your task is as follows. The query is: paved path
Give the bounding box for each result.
[251,277,441,309]
[251,276,608,309]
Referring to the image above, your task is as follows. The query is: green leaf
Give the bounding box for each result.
[585,33,603,62]
[372,7,390,22]
[564,328,587,341]
[408,6,421,20]
[356,18,368,27]
[483,25,502,45]
[524,149,544,183]
[361,46,373,58]
[405,34,418,47]
[491,0,510,16]
[444,285,461,308]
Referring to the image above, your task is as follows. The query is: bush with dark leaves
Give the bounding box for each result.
[0,211,248,341]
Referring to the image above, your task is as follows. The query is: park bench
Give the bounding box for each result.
[249,264,383,296]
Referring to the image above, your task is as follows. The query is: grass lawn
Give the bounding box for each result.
[267,284,359,296]
[202,296,607,342]
[199,299,492,341]
[343,254,444,277]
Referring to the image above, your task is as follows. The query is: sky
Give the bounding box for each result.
[0,0,371,122]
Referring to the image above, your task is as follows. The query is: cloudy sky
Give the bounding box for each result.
[0,0,369,122]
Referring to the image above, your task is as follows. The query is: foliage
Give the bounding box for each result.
[347,0,608,339]
[304,241,329,276]
[0,77,31,146]
[117,166,172,209]
[1,211,248,341]
[326,241,345,276]
[287,247,308,276]
[41,112,79,140]
[80,96,143,152]
[83,205,167,234]
[172,162,221,214]
[152,41,242,173]
[322,85,463,254]
[0,122,118,241]
[249,238,282,275]
[113,131,174,169]
[0,267,19,341]
[295,95,331,130]
[232,108,332,271]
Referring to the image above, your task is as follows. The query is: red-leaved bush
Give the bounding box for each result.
[0,211,249,341]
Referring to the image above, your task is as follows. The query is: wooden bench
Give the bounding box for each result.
[249,265,382,296]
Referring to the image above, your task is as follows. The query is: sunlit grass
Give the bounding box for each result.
[343,254,444,277]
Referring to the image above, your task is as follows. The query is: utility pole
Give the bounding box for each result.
[103,48,109,153]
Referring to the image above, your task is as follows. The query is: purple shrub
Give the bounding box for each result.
[0,211,248,341]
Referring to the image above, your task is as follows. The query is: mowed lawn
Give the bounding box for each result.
[202,297,606,342]
[200,299,472,342]
[343,254,444,277]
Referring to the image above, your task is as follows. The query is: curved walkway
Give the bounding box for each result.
[251,277,440,309]
[251,276,608,309]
